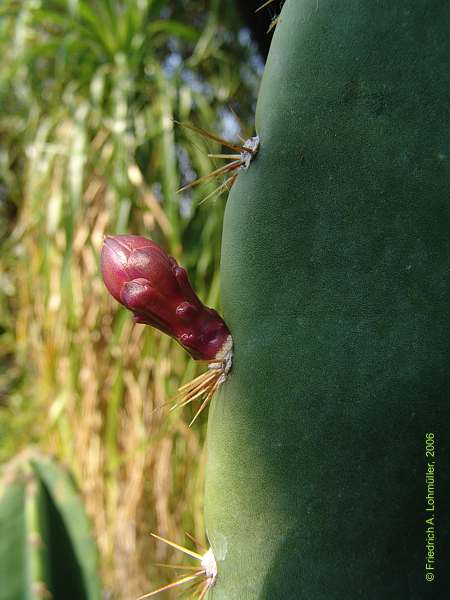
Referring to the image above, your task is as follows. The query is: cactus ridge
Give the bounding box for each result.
[204,0,450,597]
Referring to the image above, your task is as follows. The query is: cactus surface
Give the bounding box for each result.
[205,0,449,598]
[0,451,101,600]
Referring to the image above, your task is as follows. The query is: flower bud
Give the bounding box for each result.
[101,235,231,361]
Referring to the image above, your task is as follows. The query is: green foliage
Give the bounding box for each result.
[0,450,101,600]
[205,0,450,597]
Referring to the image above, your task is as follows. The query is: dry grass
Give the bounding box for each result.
[10,127,215,596]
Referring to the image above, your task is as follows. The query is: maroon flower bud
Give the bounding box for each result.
[101,235,231,363]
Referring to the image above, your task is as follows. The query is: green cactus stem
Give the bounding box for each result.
[205,0,449,598]
[0,450,101,600]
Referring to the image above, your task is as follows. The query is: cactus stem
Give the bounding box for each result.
[139,534,217,598]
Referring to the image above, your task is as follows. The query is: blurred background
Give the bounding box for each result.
[0,1,277,598]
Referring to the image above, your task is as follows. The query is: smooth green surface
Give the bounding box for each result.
[0,452,101,600]
[205,0,450,598]
[32,457,102,600]
[0,476,27,599]
[0,464,52,600]
[24,474,51,600]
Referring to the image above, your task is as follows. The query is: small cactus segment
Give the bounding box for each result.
[0,451,101,600]
[205,0,450,598]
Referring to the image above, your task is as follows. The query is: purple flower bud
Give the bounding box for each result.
[101,235,231,361]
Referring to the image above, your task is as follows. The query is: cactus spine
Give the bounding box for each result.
[0,451,101,600]
[205,0,449,597]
